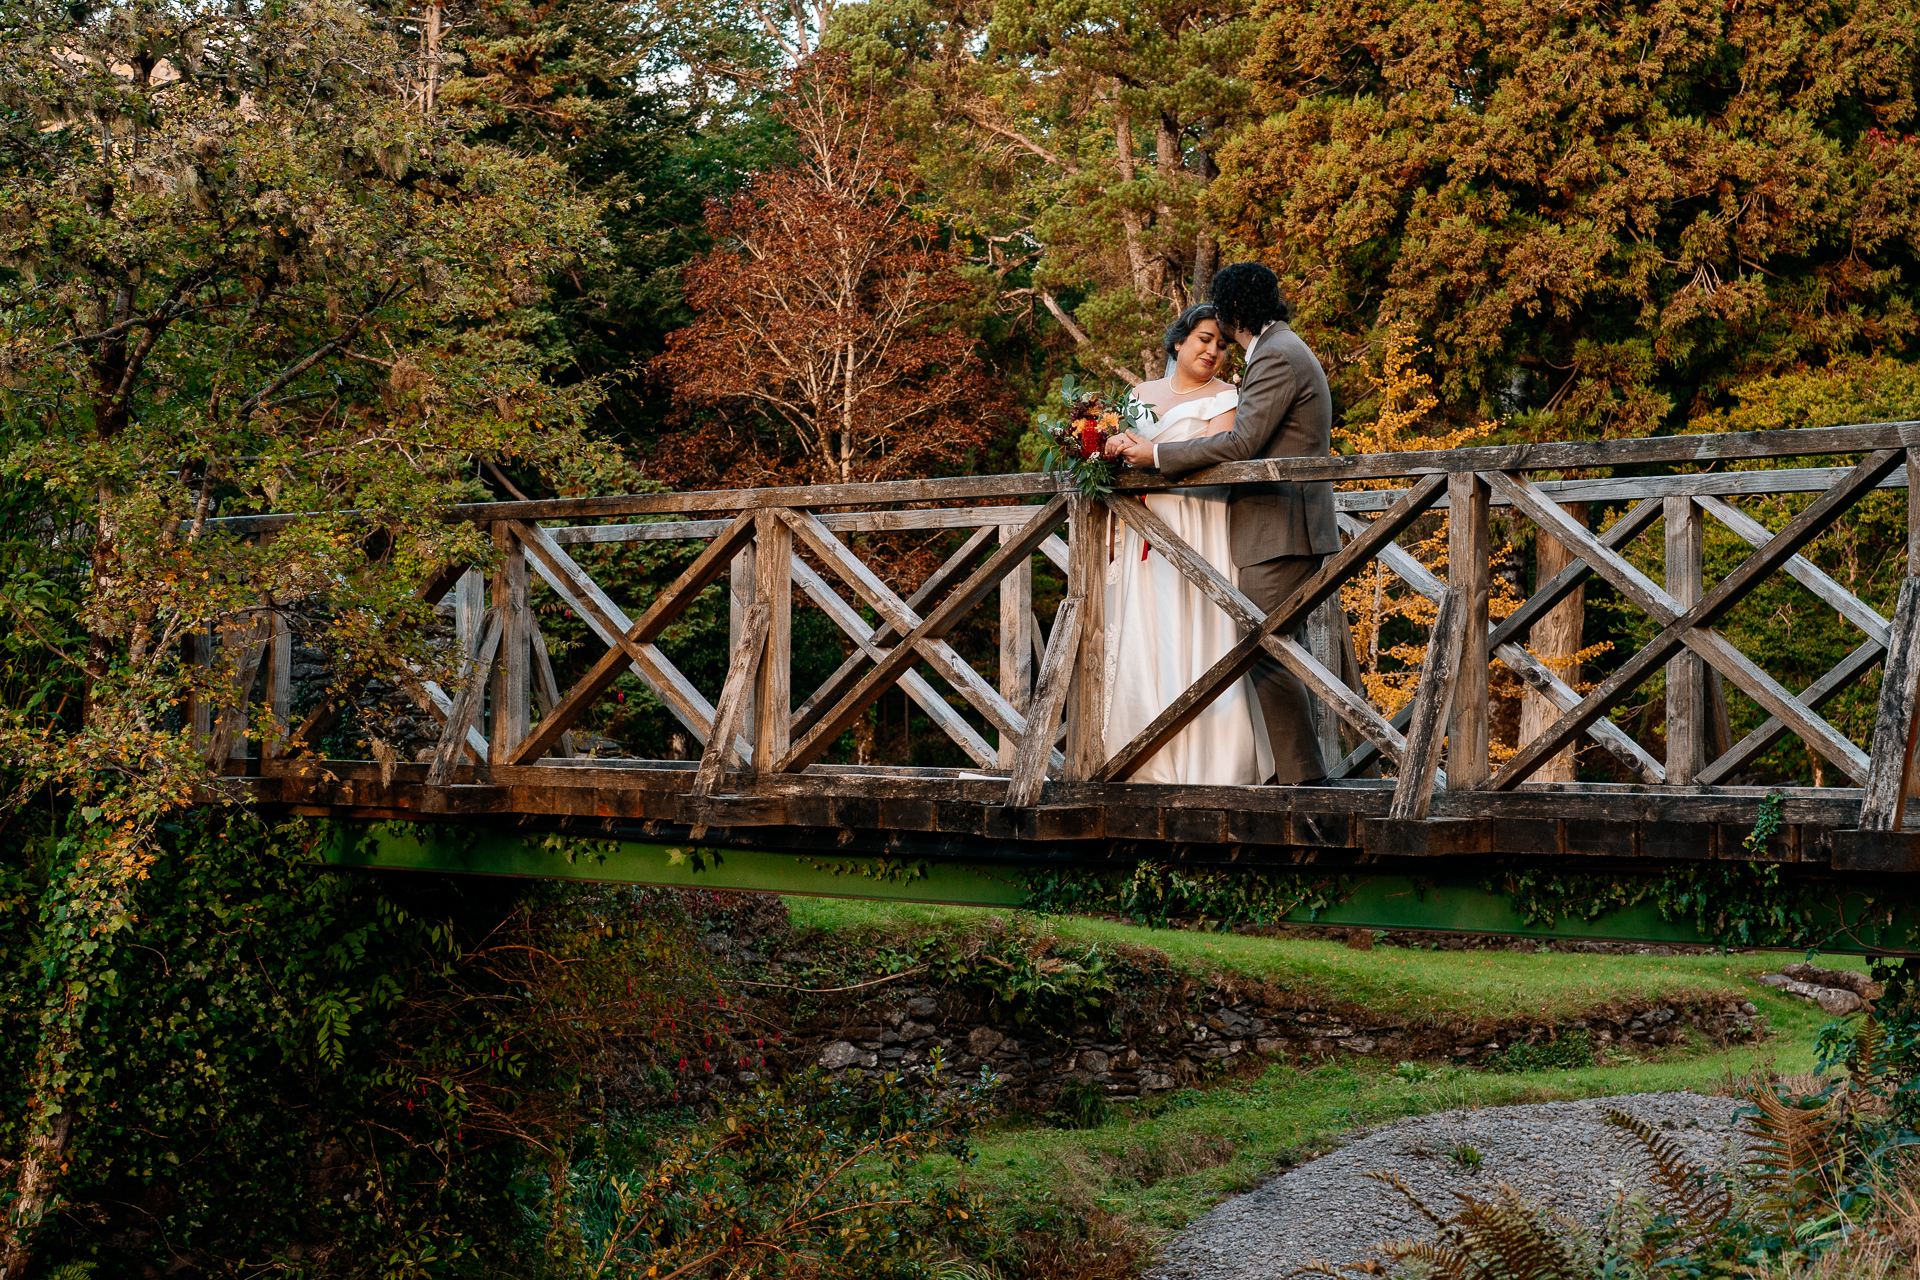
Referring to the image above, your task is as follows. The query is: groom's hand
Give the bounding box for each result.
[1104,431,1154,468]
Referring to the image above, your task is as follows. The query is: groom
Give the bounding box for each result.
[1106,262,1339,785]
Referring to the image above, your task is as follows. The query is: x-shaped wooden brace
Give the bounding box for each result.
[508,514,758,765]
[1338,509,1667,784]
[776,496,1070,772]
[779,510,1063,773]
[1093,474,1448,783]
[1487,448,1904,789]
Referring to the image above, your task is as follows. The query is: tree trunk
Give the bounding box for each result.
[1,1110,68,1280]
[1190,144,1219,303]
[1518,504,1585,782]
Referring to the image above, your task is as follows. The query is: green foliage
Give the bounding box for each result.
[540,1062,996,1278]
[1487,861,1900,950]
[1487,1030,1595,1075]
[0,812,730,1275]
[1045,1079,1115,1131]
[1025,862,1356,932]
[920,927,1115,1028]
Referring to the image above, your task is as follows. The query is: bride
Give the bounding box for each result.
[1101,304,1273,785]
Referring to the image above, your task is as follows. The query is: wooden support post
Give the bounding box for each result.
[695,602,770,796]
[1862,575,1920,829]
[1008,594,1082,807]
[1908,434,1920,811]
[207,613,272,766]
[490,524,530,765]
[1390,587,1466,820]
[1447,471,1490,786]
[731,538,758,746]
[1307,600,1341,773]
[1063,495,1107,780]
[999,524,1034,768]
[752,512,791,771]
[263,610,292,759]
[1664,495,1706,784]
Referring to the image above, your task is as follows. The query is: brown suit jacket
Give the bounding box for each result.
[1153,321,1340,566]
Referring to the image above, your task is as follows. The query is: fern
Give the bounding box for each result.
[1742,1086,1845,1228]
[1359,1170,1588,1279]
[1604,1109,1733,1232]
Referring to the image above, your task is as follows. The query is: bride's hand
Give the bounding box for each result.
[1104,432,1155,468]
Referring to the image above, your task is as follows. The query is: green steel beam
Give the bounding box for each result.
[321,822,1920,954]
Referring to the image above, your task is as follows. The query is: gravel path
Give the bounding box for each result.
[1148,1092,1740,1278]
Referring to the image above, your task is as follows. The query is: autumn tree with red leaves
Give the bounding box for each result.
[651,55,1010,489]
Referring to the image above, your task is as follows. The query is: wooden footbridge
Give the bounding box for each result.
[207,422,1920,953]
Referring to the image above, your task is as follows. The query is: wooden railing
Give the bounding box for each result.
[203,420,1920,832]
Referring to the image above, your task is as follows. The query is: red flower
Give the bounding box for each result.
[1077,419,1103,459]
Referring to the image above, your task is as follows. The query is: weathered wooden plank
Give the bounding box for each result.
[1064,496,1108,780]
[791,525,998,736]
[778,495,1071,772]
[491,525,531,765]
[1039,533,1070,574]
[1097,476,1445,781]
[509,515,756,764]
[730,537,756,745]
[263,610,292,759]
[1665,496,1706,785]
[201,421,1913,533]
[788,555,997,767]
[1336,464,1914,514]
[552,507,1035,544]
[1488,449,1902,788]
[426,607,503,786]
[694,602,770,797]
[1485,498,1664,652]
[753,513,792,769]
[1008,594,1083,808]
[1447,473,1491,788]
[1860,576,1920,829]
[455,567,485,659]
[1000,523,1033,769]
[1390,588,1465,821]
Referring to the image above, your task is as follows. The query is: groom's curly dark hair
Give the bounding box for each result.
[1208,262,1289,337]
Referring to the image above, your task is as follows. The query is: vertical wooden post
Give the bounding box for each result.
[1664,495,1706,784]
[455,568,485,658]
[1063,495,1107,780]
[730,540,758,747]
[1908,438,1920,812]
[262,610,292,759]
[999,524,1033,769]
[489,523,530,765]
[1446,471,1490,786]
[752,512,791,771]
[1307,600,1341,772]
[1862,435,1920,829]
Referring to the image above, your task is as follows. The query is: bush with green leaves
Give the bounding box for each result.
[535,1061,997,1278]
[919,926,1114,1028]
[1025,862,1354,931]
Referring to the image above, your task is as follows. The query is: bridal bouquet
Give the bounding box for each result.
[1036,373,1145,496]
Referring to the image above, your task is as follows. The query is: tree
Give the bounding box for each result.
[1213,0,1920,438]
[833,0,1257,381]
[0,0,610,1266]
[651,55,1010,490]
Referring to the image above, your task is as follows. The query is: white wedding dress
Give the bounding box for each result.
[1103,388,1274,785]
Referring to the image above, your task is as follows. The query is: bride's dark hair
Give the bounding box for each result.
[1164,303,1220,362]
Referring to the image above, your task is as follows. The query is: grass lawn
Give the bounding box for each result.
[785,896,1868,1026]
[784,898,1872,1245]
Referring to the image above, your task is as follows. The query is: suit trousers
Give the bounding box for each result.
[1237,553,1326,785]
